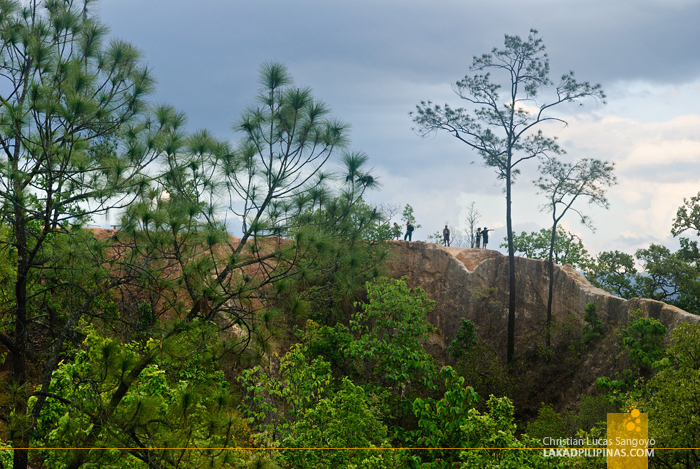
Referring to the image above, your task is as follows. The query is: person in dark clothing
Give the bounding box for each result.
[443,225,450,246]
[475,228,481,248]
[482,227,494,249]
[404,222,414,241]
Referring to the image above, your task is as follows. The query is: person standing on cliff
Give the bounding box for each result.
[482,227,494,249]
[392,222,402,240]
[475,228,482,248]
[404,222,414,241]
[443,225,450,246]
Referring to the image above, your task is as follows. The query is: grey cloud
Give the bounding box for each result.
[622,162,700,184]
[99,0,700,132]
[613,233,667,250]
[93,0,700,253]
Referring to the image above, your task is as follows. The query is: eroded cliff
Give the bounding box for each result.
[386,241,700,411]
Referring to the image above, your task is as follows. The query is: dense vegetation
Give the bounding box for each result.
[1,2,700,468]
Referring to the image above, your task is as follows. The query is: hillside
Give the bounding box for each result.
[386,241,699,414]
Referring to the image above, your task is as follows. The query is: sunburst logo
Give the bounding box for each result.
[625,408,643,432]
[608,408,649,469]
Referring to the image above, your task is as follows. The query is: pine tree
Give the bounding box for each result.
[413,30,604,364]
[0,2,156,466]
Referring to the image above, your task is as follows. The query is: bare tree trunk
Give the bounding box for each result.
[465,201,480,248]
[506,167,515,366]
[12,140,30,469]
[546,223,558,348]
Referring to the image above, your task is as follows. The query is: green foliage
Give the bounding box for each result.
[238,344,396,468]
[526,404,567,440]
[454,396,560,468]
[634,242,700,314]
[573,395,619,435]
[582,302,603,343]
[596,310,667,393]
[594,374,627,394]
[239,343,334,440]
[672,191,700,237]
[0,441,10,468]
[347,277,437,394]
[586,242,700,314]
[369,221,394,243]
[0,1,159,463]
[557,426,608,469]
[406,367,562,468]
[120,63,389,361]
[0,228,138,462]
[296,197,391,320]
[303,320,356,376]
[401,204,421,229]
[620,312,667,370]
[526,396,618,442]
[1,6,680,467]
[303,278,442,436]
[502,226,593,270]
[625,323,700,468]
[427,230,443,244]
[282,379,397,469]
[585,250,638,298]
[448,318,478,360]
[405,366,479,467]
[29,323,247,469]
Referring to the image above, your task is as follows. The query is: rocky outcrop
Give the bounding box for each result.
[386,241,700,410]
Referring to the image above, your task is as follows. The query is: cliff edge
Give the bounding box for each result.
[386,241,699,409]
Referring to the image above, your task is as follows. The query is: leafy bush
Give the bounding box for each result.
[596,310,667,392]
[527,395,618,441]
[448,318,478,359]
[625,323,700,468]
[621,313,667,370]
[29,323,247,468]
[347,277,437,393]
[238,343,396,468]
[582,302,603,343]
[282,379,396,469]
[526,404,567,441]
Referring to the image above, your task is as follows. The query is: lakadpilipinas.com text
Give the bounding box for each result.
[541,438,655,458]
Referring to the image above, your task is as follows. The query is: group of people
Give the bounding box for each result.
[474,227,493,249]
[442,225,493,248]
[392,222,415,241]
[391,222,493,249]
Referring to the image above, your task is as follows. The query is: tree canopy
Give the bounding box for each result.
[412,29,604,364]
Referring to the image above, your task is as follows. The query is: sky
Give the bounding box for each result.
[97,0,700,257]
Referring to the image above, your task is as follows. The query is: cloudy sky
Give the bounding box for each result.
[98,0,700,256]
